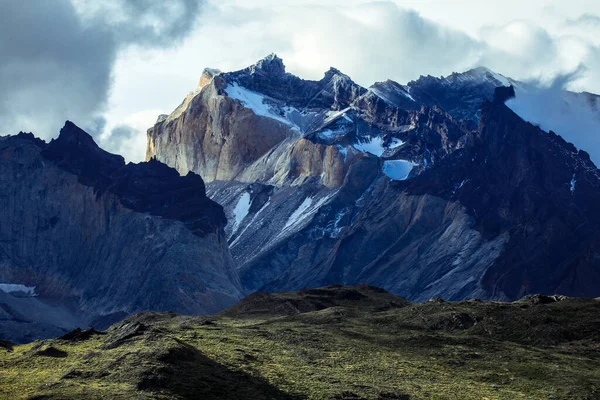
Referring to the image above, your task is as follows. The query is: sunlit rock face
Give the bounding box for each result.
[0,123,243,343]
[148,55,600,302]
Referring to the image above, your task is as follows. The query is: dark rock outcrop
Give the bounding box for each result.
[0,123,243,342]
[403,89,600,298]
[41,121,125,189]
[58,328,105,342]
[106,159,226,236]
[405,67,510,122]
[42,121,225,236]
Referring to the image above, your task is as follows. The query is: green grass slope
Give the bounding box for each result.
[1,286,599,399]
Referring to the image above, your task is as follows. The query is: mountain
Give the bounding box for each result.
[0,122,242,343]
[2,285,599,399]
[147,55,600,301]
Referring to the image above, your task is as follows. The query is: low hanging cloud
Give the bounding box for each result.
[0,0,203,145]
[187,2,484,86]
[183,3,600,89]
[507,66,600,167]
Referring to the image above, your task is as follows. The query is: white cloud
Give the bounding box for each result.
[0,0,203,147]
[98,110,162,162]
[507,69,600,166]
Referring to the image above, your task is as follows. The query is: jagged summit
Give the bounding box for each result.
[410,66,510,87]
[41,121,125,188]
[403,67,514,121]
[368,79,418,110]
[250,53,286,76]
[220,56,514,122]
[220,55,366,110]
[323,66,352,80]
[198,67,221,89]
[0,124,242,343]
[60,120,97,143]
[227,54,288,81]
[493,85,516,104]
[14,131,46,148]
[38,121,227,236]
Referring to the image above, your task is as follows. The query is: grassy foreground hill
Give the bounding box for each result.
[1,285,599,399]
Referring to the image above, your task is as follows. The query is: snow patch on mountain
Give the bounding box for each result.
[389,138,405,149]
[283,193,335,233]
[369,83,415,105]
[323,108,353,125]
[225,83,299,129]
[337,145,348,159]
[318,129,346,140]
[232,192,251,232]
[382,160,415,180]
[353,136,385,156]
[449,67,512,88]
[0,284,36,297]
[506,83,600,167]
[285,197,313,230]
[230,200,271,248]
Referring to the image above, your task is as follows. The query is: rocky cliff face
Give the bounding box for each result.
[0,123,242,342]
[147,55,600,302]
[146,55,371,189]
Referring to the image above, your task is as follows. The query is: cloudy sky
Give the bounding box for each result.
[2,0,600,162]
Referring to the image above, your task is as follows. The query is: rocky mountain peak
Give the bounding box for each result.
[39,121,226,236]
[41,121,125,188]
[217,55,367,110]
[493,85,516,104]
[107,158,226,236]
[14,131,46,148]
[59,120,96,144]
[323,67,350,81]
[368,79,418,110]
[249,53,286,76]
[198,67,221,89]
[404,67,511,122]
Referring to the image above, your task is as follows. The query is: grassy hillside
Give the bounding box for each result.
[1,286,599,399]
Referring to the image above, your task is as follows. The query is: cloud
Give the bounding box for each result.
[73,0,203,46]
[99,2,600,162]
[101,125,137,154]
[507,66,600,167]
[185,2,483,86]
[568,13,600,26]
[0,1,114,138]
[281,3,484,85]
[155,2,600,90]
[4,1,600,164]
[0,0,203,144]
[97,109,162,162]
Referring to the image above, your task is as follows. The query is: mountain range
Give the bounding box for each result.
[1,54,600,342]
[148,54,600,301]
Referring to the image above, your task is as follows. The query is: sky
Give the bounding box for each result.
[2,0,600,162]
